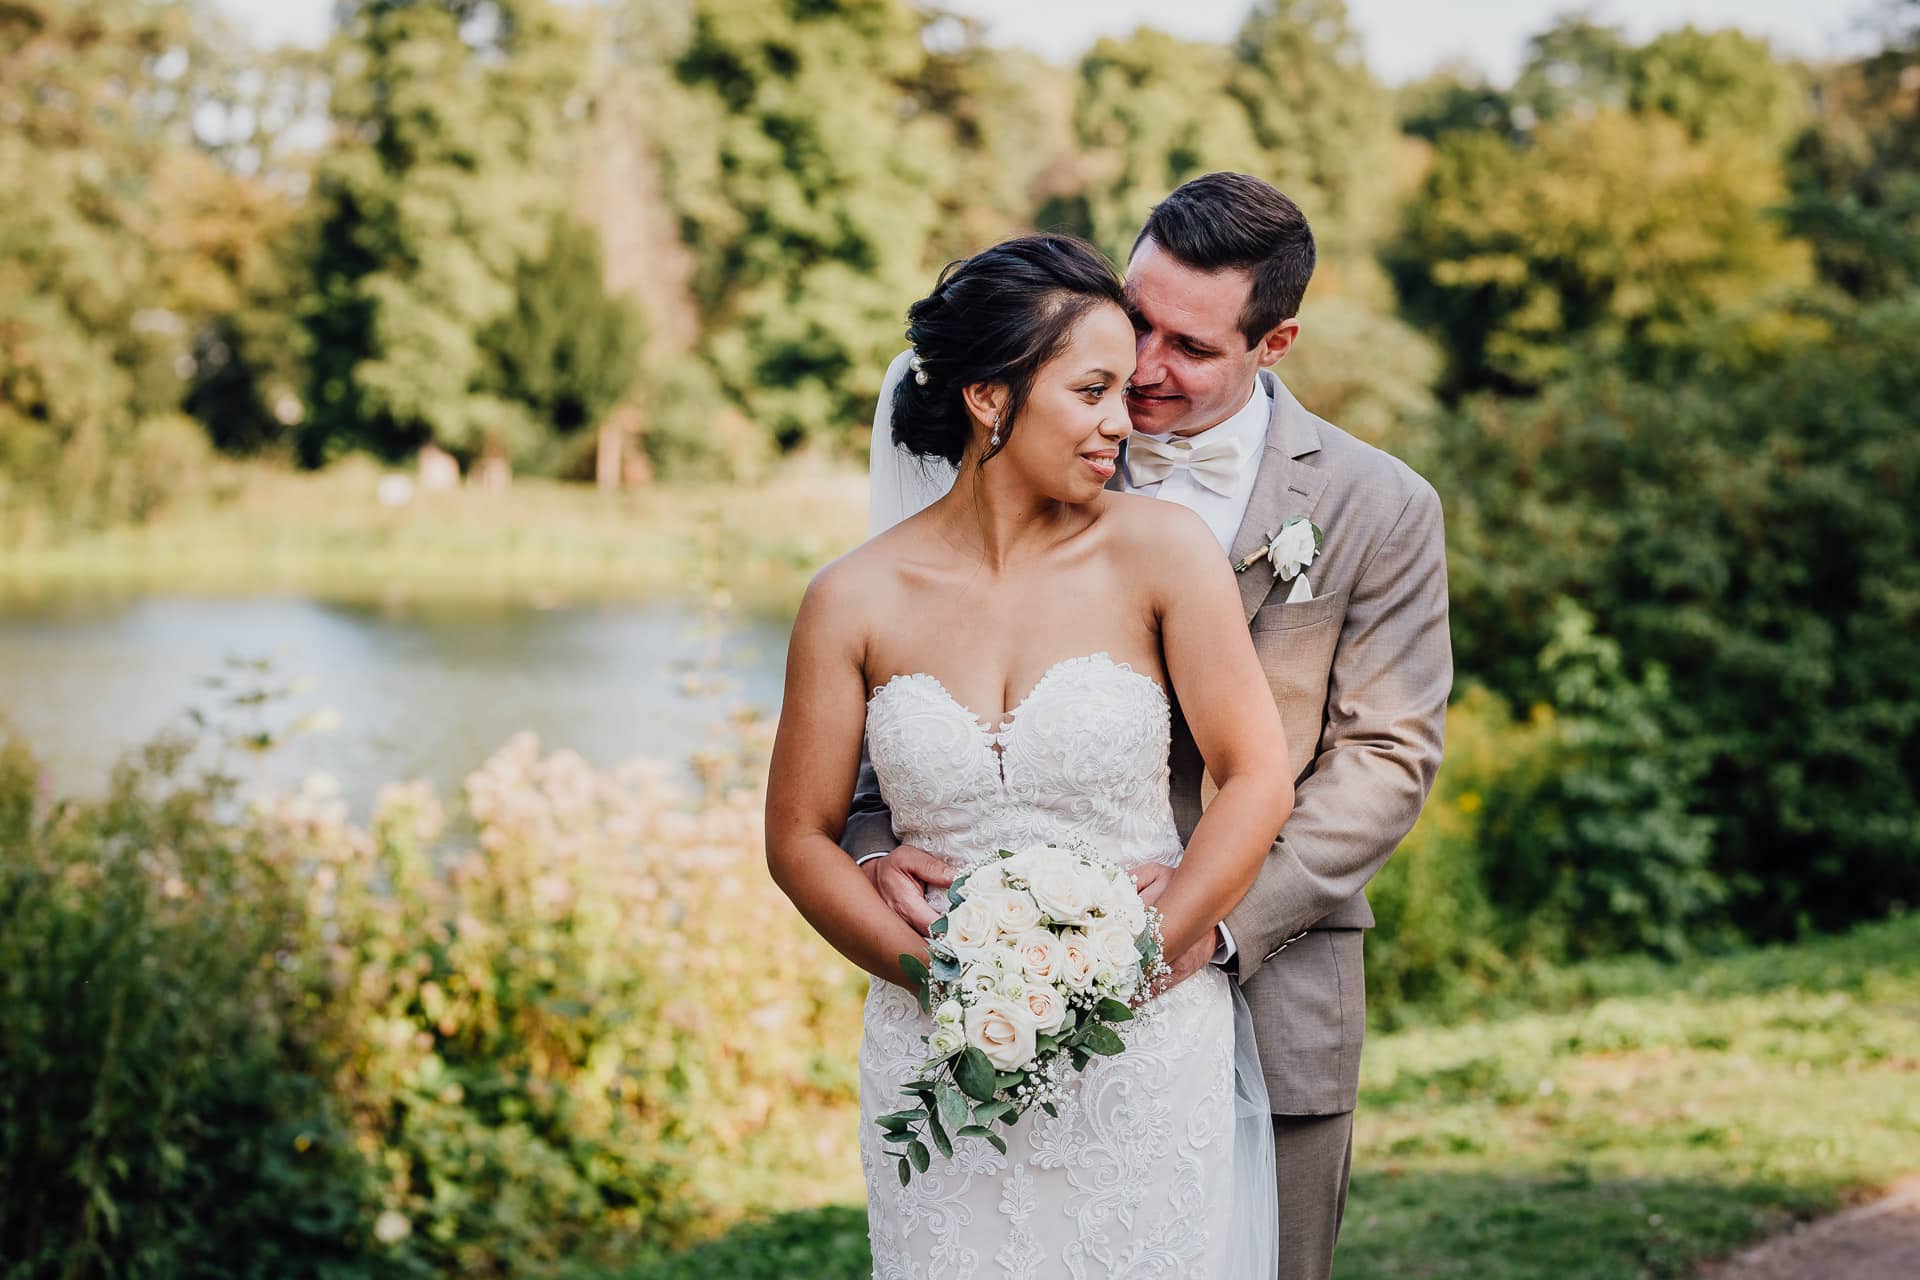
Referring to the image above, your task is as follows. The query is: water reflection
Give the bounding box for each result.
[0,594,790,815]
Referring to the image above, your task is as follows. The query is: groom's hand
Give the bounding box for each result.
[862,844,955,935]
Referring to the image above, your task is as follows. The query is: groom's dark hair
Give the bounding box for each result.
[1134,172,1316,348]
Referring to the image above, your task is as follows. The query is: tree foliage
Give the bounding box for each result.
[1392,108,1810,392]
[1786,4,1920,300]
[1415,295,1920,938]
[647,0,946,450]
[297,0,621,468]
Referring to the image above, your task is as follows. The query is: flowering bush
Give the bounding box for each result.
[0,723,868,1276]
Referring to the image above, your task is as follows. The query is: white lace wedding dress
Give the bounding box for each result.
[858,652,1276,1280]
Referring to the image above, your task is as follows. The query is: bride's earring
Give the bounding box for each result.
[989,411,1002,450]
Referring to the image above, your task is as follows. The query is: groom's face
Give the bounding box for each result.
[1123,237,1271,438]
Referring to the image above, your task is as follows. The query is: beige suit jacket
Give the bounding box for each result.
[843,369,1452,1113]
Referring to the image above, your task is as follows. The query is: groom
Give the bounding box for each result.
[844,172,1451,1279]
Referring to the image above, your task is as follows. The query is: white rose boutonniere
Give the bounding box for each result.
[1233,514,1323,603]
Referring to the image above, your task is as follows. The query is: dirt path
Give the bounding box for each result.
[1699,1178,1920,1280]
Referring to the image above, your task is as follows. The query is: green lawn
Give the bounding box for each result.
[613,915,1919,1279]
[0,458,866,615]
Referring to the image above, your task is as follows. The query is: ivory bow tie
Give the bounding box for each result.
[1124,431,1247,496]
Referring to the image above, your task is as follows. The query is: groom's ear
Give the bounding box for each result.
[1253,317,1301,368]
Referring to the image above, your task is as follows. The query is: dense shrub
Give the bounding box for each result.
[0,733,389,1278]
[0,722,866,1276]
[1417,293,1920,940]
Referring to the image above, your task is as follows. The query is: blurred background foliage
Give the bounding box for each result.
[2,0,1918,1273]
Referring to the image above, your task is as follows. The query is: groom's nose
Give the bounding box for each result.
[1132,332,1168,388]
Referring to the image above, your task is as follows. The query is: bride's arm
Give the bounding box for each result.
[1137,505,1295,960]
[765,560,931,989]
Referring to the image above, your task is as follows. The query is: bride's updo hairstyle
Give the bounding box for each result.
[891,235,1126,468]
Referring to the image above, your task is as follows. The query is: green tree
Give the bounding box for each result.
[1391,108,1811,392]
[650,0,946,449]
[1397,63,1519,143]
[913,24,1078,261]
[1509,12,1633,125]
[1228,0,1398,262]
[297,0,590,467]
[0,0,226,532]
[1065,28,1263,261]
[1416,295,1920,938]
[476,216,647,474]
[1786,7,1920,300]
[1627,26,1806,149]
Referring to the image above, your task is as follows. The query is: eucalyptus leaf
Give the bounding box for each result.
[956,1047,998,1102]
[936,1083,969,1132]
[925,1108,953,1158]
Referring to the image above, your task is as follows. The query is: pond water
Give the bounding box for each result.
[0,594,792,816]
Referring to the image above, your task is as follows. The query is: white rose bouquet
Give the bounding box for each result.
[878,843,1169,1184]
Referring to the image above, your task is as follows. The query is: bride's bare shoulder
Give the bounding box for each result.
[1095,490,1217,562]
[795,524,920,632]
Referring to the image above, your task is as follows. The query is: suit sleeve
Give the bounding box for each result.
[1223,478,1452,983]
[839,736,898,860]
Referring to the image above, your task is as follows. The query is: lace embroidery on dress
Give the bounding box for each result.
[859,653,1237,1279]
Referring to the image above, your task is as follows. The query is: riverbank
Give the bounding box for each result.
[0,458,867,617]
[617,914,1920,1279]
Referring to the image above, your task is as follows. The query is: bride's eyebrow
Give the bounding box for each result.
[1077,367,1121,380]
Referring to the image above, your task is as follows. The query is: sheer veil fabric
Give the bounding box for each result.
[866,350,957,536]
[862,350,1280,1279]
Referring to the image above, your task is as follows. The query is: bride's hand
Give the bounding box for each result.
[1128,861,1175,909]
[1159,929,1218,992]
[861,844,956,935]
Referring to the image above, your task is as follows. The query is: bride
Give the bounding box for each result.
[765,234,1294,1279]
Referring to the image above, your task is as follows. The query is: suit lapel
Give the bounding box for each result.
[1230,372,1328,621]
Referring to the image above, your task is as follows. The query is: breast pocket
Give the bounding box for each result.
[1249,591,1345,633]
[1247,590,1345,779]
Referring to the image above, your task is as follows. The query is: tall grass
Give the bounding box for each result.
[0,457,866,613]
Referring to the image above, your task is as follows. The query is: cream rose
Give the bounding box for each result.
[1020,983,1068,1035]
[1103,875,1149,935]
[997,847,1045,877]
[944,897,996,953]
[987,887,1043,937]
[1058,930,1098,993]
[927,1025,965,1060]
[1012,929,1062,982]
[1029,860,1097,924]
[1092,921,1141,974]
[965,861,1008,894]
[965,997,1037,1071]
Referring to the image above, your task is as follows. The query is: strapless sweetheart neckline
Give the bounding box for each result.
[866,650,1167,738]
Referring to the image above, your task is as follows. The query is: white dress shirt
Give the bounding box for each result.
[1123,379,1270,964]
[1121,380,1271,554]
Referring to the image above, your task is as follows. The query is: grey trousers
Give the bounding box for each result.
[1272,1109,1356,1280]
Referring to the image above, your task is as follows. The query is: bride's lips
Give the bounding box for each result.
[1081,450,1117,480]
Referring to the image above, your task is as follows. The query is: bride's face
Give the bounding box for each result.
[989,301,1136,503]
